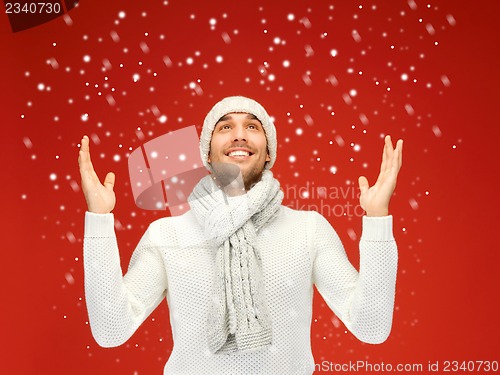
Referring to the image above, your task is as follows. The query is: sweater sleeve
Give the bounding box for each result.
[83,212,168,348]
[311,212,398,344]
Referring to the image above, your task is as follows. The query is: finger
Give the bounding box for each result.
[386,134,394,148]
[396,139,403,169]
[389,139,402,174]
[378,136,391,179]
[390,147,399,177]
[104,172,115,191]
[384,135,395,173]
[78,136,89,162]
[80,135,90,152]
[378,143,388,178]
[358,176,369,195]
[79,136,91,161]
[79,136,94,172]
[389,143,405,183]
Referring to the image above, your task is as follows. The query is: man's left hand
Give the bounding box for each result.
[358,135,403,217]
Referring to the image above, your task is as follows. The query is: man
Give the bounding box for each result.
[79,96,403,374]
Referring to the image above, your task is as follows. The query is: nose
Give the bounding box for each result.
[232,124,247,142]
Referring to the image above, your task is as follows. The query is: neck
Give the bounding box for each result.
[210,171,246,197]
[222,183,247,197]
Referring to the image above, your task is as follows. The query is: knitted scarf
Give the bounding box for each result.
[188,170,283,354]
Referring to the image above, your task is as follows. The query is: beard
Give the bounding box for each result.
[241,163,265,190]
[210,161,265,194]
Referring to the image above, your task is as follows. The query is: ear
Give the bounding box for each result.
[266,153,271,162]
[208,152,211,163]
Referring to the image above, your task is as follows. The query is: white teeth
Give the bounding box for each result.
[228,150,250,157]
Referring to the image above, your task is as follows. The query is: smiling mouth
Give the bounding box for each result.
[226,150,254,158]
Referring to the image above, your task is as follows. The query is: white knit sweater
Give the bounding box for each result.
[83,201,397,375]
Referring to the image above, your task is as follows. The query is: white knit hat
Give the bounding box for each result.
[200,96,277,172]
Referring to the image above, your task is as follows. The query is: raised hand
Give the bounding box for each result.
[78,135,116,214]
[358,135,403,217]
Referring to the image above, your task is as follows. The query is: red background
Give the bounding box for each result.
[1,0,499,373]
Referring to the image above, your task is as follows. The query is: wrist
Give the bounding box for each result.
[366,210,389,217]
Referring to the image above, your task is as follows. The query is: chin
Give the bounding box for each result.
[244,167,265,184]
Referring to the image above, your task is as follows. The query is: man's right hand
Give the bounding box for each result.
[78,135,116,214]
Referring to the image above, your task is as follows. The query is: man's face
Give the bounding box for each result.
[208,112,271,191]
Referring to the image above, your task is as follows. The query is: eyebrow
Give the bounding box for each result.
[216,114,259,123]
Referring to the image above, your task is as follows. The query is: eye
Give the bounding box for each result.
[248,124,257,129]
[220,124,231,130]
